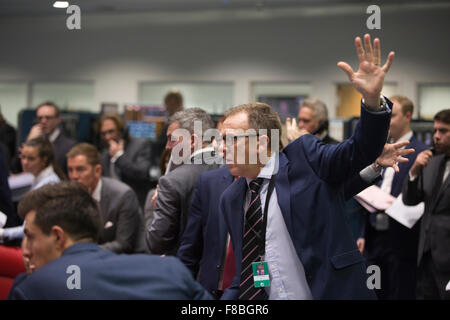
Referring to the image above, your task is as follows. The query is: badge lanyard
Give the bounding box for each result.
[258,175,275,260]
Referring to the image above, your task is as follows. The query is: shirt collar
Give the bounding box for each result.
[318,130,328,141]
[394,130,413,143]
[48,127,60,143]
[190,146,216,159]
[33,165,55,185]
[91,178,102,203]
[246,152,278,185]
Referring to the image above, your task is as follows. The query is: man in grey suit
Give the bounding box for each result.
[99,113,155,208]
[146,108,222,255]
[403,109,450,300]
[67,143,146,254]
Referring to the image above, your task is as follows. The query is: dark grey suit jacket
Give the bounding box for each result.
[98,177,146,254]
[101,137,154,208]
[403,154,450,271]
[52,132,76,175]
[145,149,221,255]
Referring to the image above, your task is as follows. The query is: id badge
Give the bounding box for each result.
[252,261,270,288]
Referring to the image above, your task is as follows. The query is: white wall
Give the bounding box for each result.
[1,4,449,127]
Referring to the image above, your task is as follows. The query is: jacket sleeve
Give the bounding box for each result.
[146,175,180,254]
[402,174,424,206]
[286,102,391,185]
[115,138,152,181]
[177,177,204,277]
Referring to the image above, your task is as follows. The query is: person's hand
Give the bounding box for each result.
[151,185,159,209]
[375,140,415,172]
[21,238,35,275]
[410,150,433,177]
[27,124,43,141]
[108,139,124,158]
[285,117,309,142]
[337,34,395,109]
[357,238,365,253]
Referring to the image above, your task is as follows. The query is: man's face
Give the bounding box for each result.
[36,105,60,135]
[23,211,61,271]
[221,112,259,178]
[434,120,450,156]
[68,155,101,194]
[298,107,319,134]
[165,121,181,151]
[389,100,411,141]
[100,119,120,144]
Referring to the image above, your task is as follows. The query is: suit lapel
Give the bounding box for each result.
[218,171,235,249]
[225,177,247,259]
[99,179,110,223]
[274,153,294,238]
[433,158,450,208]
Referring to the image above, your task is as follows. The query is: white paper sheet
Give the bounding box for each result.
[354,185,396,212]
[385,194,424,229]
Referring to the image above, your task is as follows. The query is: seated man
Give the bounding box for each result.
[7,182,212,300]
[67,143,146,254]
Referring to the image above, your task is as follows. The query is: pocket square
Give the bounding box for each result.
[104,221,114,229]
[446,280,450,291]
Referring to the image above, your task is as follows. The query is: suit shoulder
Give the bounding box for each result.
[102,177,134,195]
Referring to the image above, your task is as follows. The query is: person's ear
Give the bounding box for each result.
[95,164,102,177]
[258,134,270,156]
[50,225,67,252]
[191,133,199,150]
[406,111,412,121]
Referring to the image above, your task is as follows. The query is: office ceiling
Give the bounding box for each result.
[1,0,449,17]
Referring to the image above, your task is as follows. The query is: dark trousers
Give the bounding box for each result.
[416,252,450,300]
[367,251,417,300]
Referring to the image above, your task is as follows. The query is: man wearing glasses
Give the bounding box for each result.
[26,102,76,175]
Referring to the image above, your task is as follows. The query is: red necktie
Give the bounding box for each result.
[222,238,236,290]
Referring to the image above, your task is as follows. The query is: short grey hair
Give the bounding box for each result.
[169,107,214,135]
[300,97,328,123]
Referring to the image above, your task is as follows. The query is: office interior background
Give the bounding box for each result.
[0,0,449,144]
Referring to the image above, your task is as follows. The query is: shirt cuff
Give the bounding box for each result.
[360,165,381,183]
[408,171,418,181]
[361,95,390,113]
[110,150,124,163]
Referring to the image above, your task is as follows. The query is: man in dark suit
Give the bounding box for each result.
[146,108,221,255]
[363,95,427,299]
[219,34,395,300]
[99,113,154,208]
[26,102,76,175]
[7,182,211,300]
[67,143,146,254]
[177,166,235,299]
[403,109,450,300]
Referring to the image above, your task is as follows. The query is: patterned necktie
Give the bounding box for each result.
[239,177,268,300]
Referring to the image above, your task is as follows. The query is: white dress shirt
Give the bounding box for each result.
[244,153,313,300]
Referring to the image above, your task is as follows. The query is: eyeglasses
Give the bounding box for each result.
[37,115,56,122]
[220,133,259,145]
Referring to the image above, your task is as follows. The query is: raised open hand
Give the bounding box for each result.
[376,140,415,172]
[337,34,395,109]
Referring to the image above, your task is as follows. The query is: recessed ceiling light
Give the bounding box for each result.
[53,1,69,9]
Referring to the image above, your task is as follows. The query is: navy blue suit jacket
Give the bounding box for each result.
[220,104,391,300]
[7,242,212,300]
[177,166,234,298]
[0,149,16,227]
[365,135,427,260]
